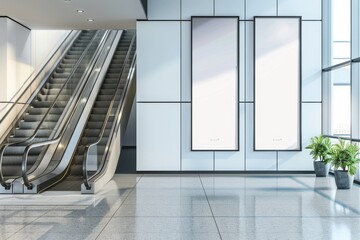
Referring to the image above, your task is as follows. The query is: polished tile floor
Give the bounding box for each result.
[0,174,360,239]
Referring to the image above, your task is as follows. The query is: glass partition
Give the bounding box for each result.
[331,0,351,65]
[330,66,351,137]
[324,0,360,181]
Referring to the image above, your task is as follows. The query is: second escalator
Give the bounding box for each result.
[49,30,136,191]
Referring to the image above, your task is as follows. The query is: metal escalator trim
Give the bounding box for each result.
[84,57,136,193]
[21,30,113,190]
[0,30,101,190]
[83,35,136,191]
[89,56,136,184]
[23,30,121,193]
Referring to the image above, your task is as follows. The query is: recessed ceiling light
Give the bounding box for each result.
[77,9,84,13]
[64,0,71,2]
[87,18,94,22]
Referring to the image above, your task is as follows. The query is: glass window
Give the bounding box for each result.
[325,0,360,181]
[331,0,351,65]
[330,66,351,136]
[352,0,360,58]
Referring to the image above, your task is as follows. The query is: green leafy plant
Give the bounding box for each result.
[330,139,360,176]
[306,135,332,164]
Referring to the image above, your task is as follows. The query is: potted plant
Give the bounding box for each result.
[306,135,332,177]
[330,139,360,189]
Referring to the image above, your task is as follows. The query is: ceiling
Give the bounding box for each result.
[0,0,147,30]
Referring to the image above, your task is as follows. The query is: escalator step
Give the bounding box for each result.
[96,95,113,101]
[94,101,111,108]
[8,137,49,144]
[91,108,109,114]
[4,146,42,156]
[18,121,57,129]
[82,129,111,137]
[13,129,53,138]
[0,164,36,177]
[32,100,67,108]
[27,107,64,115]
[37,94,71,102]
[23,114,60,122]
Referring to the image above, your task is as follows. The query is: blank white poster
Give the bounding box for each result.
[254,17,301,151]
[192,17,239,151]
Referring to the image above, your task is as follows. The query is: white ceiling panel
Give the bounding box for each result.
[0,0,146,29]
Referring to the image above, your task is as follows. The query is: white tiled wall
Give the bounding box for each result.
[148,0,180,20]
[278,0,322,20]
[239,22,245,102]
[278,103,322,170]
[137,0,322,171]
[137,103,181,170]
[302,21,322,102]
[137,21,181,102]
[0,18,70,103]
[0,19,31,102]
[181,0,214,20]
[245,103,277,170]
[245,21,254,102]
[215,103,245,170]
[181,103,214,170]
[214,0,245,19]
[31,30,70,70]
[181,22,191,102]
[245,0,277,20]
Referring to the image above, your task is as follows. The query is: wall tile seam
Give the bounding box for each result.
[179,14,182,170]
[140,20,322,22]
[136,101,322,103]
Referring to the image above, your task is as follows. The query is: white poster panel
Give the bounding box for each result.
[192,17,239,151]
[254,17,301,151]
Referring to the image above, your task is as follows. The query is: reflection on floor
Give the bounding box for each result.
[1,174,360,239]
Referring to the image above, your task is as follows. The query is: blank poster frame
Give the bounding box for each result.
[191,16,239,151]
[254,16,302,151]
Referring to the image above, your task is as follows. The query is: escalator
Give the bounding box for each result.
[48,30,136,191]
[0,30,107,192]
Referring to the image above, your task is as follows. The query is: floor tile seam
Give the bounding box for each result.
[94,174,144,240]
[0,205,65,208]
[10,215,219,219]
[110,216,218,218]
[112,215,215,218]
[212,216,360,219]
[199,174,223,240]
[113,203,211,206]
[136,174,144,183]
[31,215,113,219]
[213,231,321,234]
[212,215,360,218]
[5,204,56,240]
[91,230,222,234]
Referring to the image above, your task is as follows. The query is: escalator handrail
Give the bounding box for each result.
[82,34,136,190]
[21,30,113,190]
[86,54,136,190]
[0,31,101,190]
[0,30,77,124]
